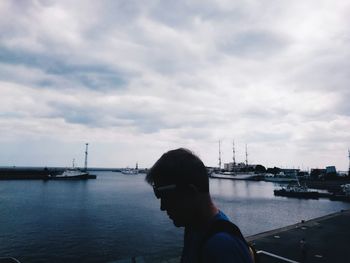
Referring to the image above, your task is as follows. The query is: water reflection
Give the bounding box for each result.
[211,179,276,199]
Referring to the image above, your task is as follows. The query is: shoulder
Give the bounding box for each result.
[215,210,230,221]
[202,232,252,263]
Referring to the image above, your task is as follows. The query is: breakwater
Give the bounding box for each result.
[0,167,63,179]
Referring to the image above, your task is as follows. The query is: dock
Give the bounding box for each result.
[112,209,350,263]
[248,209,350,263]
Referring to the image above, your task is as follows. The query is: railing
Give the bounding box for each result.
[257,250,299,263]
[0,258,21,263]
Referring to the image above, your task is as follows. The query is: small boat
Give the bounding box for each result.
[330,184,350,202]
[121,168,138,175]
[274,184,319,199]
[342,184,350,196]
[47,144,96,180]
[48,168,94,180]
[273,170,319,199]
[121,162,139,175]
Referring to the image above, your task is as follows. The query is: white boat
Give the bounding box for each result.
[58,168,89,177]
[47,144,96,180]
[233,172,257,180]
[48,168,96,180]
[211,172,257,180]
[264,172,298,183]
[121,162,139,175]
[121,168,138,175]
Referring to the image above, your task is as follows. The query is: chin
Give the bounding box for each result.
[172,219,185,227]
[173,222,184,227]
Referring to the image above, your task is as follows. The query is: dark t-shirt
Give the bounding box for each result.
[181,211,253,263]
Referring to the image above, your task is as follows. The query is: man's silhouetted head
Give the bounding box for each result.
[146,148,214,227]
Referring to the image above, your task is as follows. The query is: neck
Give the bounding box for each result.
[190,194,219,230]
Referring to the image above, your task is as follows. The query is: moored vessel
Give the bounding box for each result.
[265,172,298,183]
[274,172,319,199]
[47,143,96,180]
[48,168,96,180]
[274,185,319,199]
[330,184,350,202]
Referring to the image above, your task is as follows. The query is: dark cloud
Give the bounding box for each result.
[47,101,176,134]
[0,46,127,90]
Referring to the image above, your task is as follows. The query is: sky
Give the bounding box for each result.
[0,0,349,170]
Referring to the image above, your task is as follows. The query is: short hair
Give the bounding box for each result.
[146,148,209,193]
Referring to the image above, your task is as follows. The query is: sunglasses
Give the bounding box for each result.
[152,183,202,199]
[153,183,202,199]
[153,184,178,199]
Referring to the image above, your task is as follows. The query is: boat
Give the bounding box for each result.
[342,184,350,196]
[265,172,298,183]
[48,168,95,180]
[47,144,96,180]
[121,168,138,175]
[274,172,319,199]
[330,184,350,202]
[274,185,319,199]
[211,172,259,180]
[121,162,139,175]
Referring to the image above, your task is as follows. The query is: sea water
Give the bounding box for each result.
[0,171,349,262]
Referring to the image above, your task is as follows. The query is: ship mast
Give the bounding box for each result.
[218,140,222,170]
[348,149,350,176]
[232,140,236,166]
[245,143,248,166]
[84,143,89,171]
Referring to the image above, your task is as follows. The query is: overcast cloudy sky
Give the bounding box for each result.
[0,0,349,170]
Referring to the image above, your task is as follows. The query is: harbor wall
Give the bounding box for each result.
[0,167,63,179]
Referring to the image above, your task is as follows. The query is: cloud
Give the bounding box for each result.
[0,0,349,169]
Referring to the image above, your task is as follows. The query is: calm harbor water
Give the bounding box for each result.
[1,171,350,263]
